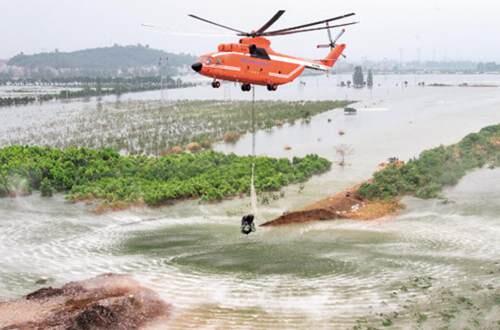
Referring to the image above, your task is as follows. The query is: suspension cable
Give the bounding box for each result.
[250,86,258,218]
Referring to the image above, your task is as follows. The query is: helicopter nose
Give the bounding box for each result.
[191,62,203,72]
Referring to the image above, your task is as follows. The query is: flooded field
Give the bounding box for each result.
[0,75,499,329]
[0,85,82,98]
[0,99,346,155]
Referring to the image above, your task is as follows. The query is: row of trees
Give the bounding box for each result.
[8,45,195,71]
[4,45,196,80]
[338,67,374,88]
[352,66,374,88]
[0,78,196,108]
[0,76,183,85]
[476,62,500,73]
[0,146,332,207]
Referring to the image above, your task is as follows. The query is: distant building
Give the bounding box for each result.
[477,62,500,73]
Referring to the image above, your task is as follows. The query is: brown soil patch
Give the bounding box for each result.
[261,185,402,227]
[160,146,183,155]
[93,201,146,214]
[26,287,66,301]
[186,142,202,153]
[223,131,241,144]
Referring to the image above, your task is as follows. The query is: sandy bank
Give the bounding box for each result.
[261,185,402,227]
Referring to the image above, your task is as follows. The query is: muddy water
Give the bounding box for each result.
[0,171,498,329]
[0,76,499,329]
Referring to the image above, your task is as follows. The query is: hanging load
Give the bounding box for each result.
[241,214,256,235]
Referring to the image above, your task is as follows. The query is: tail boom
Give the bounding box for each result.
[320,43,346,68]
[305,43,346,72]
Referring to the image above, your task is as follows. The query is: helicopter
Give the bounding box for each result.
[189,10,358,92]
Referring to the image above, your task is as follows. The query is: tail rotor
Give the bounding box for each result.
[317,26,347,58]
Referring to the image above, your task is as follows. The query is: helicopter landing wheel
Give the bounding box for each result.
[212,81,221,88]
[241,84,251,92]
[267,84,278,91]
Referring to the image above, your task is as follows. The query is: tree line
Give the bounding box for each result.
[5,45,196,80]
[0,146,331,208]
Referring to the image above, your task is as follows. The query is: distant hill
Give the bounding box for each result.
[7,45,195,77]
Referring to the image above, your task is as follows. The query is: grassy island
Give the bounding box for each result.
[359,124,500,200]
[0,146,331,208]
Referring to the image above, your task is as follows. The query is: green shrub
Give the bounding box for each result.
[40,178,54,197]
[0,146,331,207]
[359,124,500,200]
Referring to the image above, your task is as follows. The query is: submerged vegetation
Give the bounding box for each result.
[359,124,500,200]
[0,146,331,207]
[0,100,351,155]
[0,78,195,108]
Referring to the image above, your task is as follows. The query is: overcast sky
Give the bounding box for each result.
[1,0,498,62]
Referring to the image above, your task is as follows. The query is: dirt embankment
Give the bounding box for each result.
[261,185,402,227]
[0,274,170,330]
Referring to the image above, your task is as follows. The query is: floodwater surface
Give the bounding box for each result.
[0,75,499,329]
[0,170,498,329]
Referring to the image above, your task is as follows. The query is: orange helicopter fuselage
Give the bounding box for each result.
[192,37,346,87]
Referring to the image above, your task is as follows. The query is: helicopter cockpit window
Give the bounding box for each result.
[249,45,270,60]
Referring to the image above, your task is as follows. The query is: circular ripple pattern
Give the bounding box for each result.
[1,172,499,328]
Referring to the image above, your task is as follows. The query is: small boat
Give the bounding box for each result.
[344,107,357,115]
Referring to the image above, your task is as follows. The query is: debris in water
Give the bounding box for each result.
[344,107,358,115]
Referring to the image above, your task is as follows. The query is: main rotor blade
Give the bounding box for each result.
[188,14,246,34]
[265,22,358,36]
[264,12,356,35]
[256,10,286,34]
